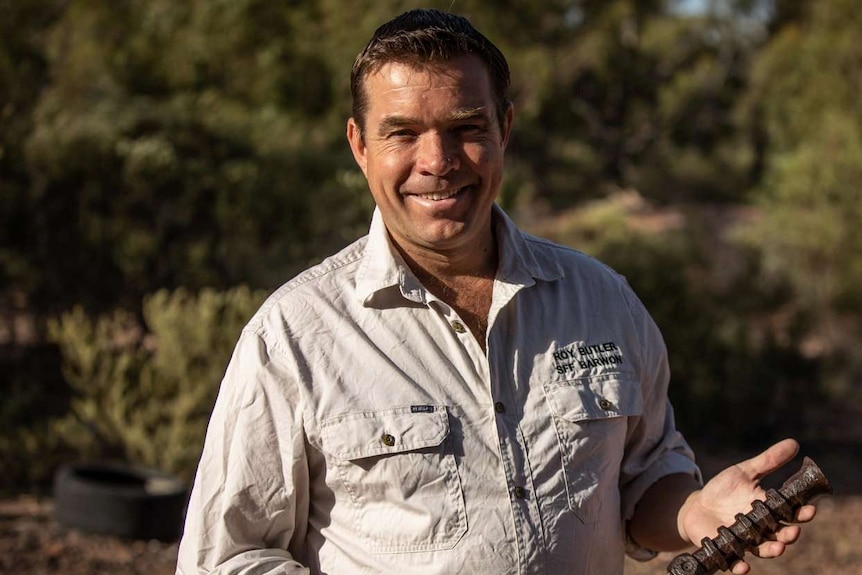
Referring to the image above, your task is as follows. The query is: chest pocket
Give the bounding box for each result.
[319,406,467,553]
[544,373,643,524]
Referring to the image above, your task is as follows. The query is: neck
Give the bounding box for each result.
[391,225,498,352]
[394,222,498,284]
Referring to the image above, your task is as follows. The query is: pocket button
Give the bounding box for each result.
[599,398,614,411]
[381,433,396,446]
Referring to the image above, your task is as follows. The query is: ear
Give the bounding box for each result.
[500,102,515,150]
[347,117,369,177]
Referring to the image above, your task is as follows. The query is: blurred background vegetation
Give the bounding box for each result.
[1,0,860,492]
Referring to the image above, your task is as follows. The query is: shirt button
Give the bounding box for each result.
[599,398,614,410]
[451,320,467,334]
[494,402,506,414]
[381,433,396,446]
[513,486,527,499]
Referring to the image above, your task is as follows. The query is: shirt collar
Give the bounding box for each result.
[355,205,564,307]
[492,204,564,287]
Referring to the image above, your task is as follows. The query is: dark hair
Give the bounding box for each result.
[350,9,511,137]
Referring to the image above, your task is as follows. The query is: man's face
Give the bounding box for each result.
[347,55,513,260]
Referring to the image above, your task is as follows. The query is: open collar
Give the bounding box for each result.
[355,205,564,308]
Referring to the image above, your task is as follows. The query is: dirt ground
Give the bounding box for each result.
[1,493,859,575]
[0,496,177,575]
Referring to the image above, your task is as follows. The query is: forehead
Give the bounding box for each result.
[362,56,495,117]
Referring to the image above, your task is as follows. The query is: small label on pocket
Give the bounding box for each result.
[410,405,435,413]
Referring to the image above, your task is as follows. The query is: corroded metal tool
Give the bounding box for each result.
[666,456,832,575]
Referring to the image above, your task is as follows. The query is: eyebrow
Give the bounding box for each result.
[376,107,492,137]
[376,115,415,137]
[450,106,491,122]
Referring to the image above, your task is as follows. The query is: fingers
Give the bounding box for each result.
[736,438,800,482]
[730,520,806,573]
[755,539,789,558]
[774,524,802,544]
[796,503,817,523]
[730,540,788,574]
[727,490,809,575]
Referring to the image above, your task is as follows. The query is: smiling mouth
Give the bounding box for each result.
[410,185,470,201]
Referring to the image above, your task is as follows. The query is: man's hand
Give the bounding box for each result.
[678,438,818,574]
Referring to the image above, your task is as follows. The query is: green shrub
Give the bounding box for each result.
[48,286,266,480]
[534,193,822,449]
[0,343,74,494]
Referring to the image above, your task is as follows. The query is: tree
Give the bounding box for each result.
[22,0,373,312]
[492,0,762,216]
[741,0,862,400]
[0,0,64,318]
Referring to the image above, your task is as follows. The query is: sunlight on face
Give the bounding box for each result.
[348,56,513,262]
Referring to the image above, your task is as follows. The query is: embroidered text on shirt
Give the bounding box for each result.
[552,341,624,374]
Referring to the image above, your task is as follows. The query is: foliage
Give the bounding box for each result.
[537,194,822,446]
[2,0,767,314]
[0,343,72,494]
[21,0,374,312]
[739,0,862,400]
[499,0,758,214]
[0,0,65,309]
[47,287,266,480]
[1,0,861,470]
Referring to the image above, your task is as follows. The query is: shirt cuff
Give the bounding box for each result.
[621,448,703,522]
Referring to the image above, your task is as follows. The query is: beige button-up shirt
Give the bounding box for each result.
[177,206,700,575]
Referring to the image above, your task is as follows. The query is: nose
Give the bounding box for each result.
[415,132,459,175]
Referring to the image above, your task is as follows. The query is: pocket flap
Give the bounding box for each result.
[545,374,643,423]
[320,405,449,460]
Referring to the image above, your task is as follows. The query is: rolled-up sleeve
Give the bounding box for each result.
[176,330,310,575]
[617,283,702,527]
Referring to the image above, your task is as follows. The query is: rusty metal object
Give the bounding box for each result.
[666,456,832,575]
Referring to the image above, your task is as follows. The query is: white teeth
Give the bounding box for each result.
[415,188,461,201]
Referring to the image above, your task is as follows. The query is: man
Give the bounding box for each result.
[177,9,815,574]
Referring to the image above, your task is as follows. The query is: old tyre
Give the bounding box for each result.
[54,461,188,541]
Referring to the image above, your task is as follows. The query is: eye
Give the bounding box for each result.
[388,129,417,140]
[453,123,487,138]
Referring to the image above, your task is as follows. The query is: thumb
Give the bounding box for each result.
[737,438,800,483]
